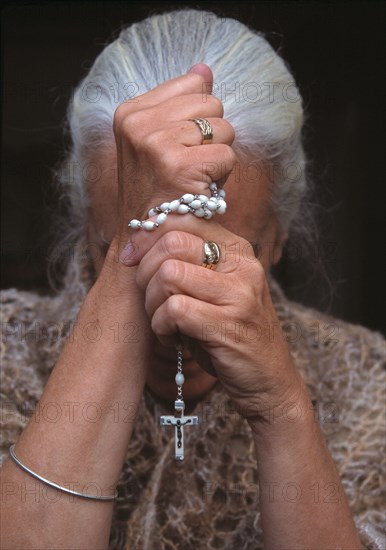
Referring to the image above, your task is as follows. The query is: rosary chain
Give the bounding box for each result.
[128,182,226,231]
[177,347,183,399]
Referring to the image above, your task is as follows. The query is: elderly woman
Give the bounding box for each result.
[1,9,384,550]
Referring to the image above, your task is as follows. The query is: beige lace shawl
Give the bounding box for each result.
[1,274,385,549]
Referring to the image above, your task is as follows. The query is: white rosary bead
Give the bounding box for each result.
[175,373,185,386]
[142,220,157,231]
[189,199,202,209]
[206,199,218,211]
[177,204,190,214]
[193,208,206,217]
[217,199,227,214]
[198,194,209,203]
[128,181,226,231]
[169,199,181,211]
[156,213,168,225]
[128,219,141,229]
[181,193,194,203]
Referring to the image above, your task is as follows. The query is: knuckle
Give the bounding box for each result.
[251,257,265,279]
[206,94,224,117]
[238,239,265,276]
[165,294,188,316]
[158,258,184,285]
[141,130,164,155]
[240,236,255,256]
[223,120,236,143]
[114,110,150,141]
[135,264,148,291]
[114,103,142,134]
[223,144,237,167]
[161,231,187,256]
[249,249,265,272]
[121,111,145,135]
[249,261,266,299]
[158,149,184,179]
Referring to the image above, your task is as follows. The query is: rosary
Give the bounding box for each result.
[128,182,226,460]
[159,344,199,460]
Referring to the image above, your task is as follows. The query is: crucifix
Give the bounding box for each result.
[160,345,199,460]
[160,398,199,460]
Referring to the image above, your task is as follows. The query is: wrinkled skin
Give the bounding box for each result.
[88,64,301,417]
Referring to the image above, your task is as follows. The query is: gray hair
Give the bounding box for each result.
[56,9,309,279]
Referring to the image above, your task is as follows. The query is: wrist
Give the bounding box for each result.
[79,235,152,349]
[247,376,315,440]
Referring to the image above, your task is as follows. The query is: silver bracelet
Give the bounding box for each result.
[9,444,118,501]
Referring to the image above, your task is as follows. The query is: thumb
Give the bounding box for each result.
[188,63,213,94]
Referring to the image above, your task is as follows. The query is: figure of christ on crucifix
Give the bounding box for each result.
[160,398,199,460]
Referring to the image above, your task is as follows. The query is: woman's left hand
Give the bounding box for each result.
[123,214,306,426]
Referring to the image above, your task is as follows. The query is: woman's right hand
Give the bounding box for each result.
[112,64,236,243]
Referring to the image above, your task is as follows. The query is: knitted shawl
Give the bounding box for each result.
[1,268,385,549]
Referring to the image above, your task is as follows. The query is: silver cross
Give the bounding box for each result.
[160,399,199,460]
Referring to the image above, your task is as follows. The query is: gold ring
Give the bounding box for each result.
[202,240,221,269]
[190,118,213,145]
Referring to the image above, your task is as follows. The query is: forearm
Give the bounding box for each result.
[1,240,151,548]
[249,380,362,549]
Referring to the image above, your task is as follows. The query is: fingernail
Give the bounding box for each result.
[119,241,135,265]
[188,63,209,75]
[188,64,201,75]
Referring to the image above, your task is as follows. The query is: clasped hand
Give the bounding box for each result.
[113,64,304,426]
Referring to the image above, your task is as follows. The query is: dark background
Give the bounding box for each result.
[2,1,385,334]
